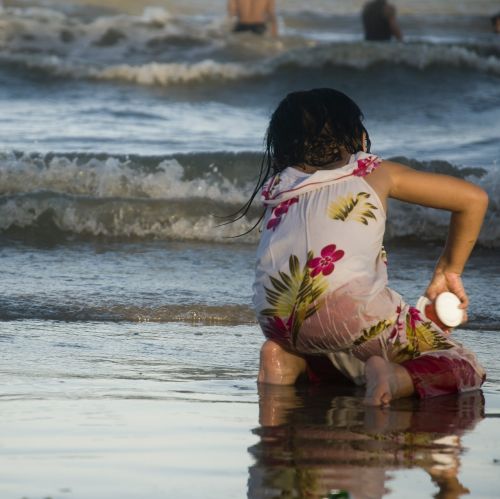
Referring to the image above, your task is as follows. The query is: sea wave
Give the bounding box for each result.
[91,43,500,84]
[0,151,497,246]
[1,3,500,86]
[0,299,257,324]
[0,151,253,201]
[5,0,500,18]
[1,41,499,88]
[0,297,496,329]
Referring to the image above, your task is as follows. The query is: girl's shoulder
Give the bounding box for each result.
[262,153,394,205]
[359,158,399,211]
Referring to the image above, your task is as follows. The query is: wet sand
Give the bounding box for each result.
[1,311,499,498]
[0,398,258,498]
[1,380,499,498]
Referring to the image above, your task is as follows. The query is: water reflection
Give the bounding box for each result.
[248,384,485,498]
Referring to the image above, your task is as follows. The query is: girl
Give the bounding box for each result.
[250,88,488,406]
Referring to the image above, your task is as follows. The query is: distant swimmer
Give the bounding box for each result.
[492,13,500,34]
[227,0,278,37]
[362,0,403,41]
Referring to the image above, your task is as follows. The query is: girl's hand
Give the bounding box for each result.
[425,271,468,323]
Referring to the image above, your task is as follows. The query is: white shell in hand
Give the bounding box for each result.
[435,292,464,327]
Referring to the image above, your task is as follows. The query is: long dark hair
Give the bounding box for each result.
[229,88,371,227]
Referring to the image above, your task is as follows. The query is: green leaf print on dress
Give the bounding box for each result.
[353,307,454,362]
[391,311,454,363]
[328,192,378,225]
[353,318,395,347]
[261,245,344,348]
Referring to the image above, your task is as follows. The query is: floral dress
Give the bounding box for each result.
[253,152,485,397]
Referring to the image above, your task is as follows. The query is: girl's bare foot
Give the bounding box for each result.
[364,356,414,406]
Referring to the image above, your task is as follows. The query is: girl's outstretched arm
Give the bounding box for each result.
[384,161,489,311]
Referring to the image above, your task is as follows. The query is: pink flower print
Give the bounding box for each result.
[266,217,281,231]
[408,306,423,330]
[352,155,381,177]
[266,197,298,231]
[307,244,345,277]
[389,305,406,345]
[262,174,281,200]
[274,197,298,216]
[269,316,289,334]
[265,315,293,343]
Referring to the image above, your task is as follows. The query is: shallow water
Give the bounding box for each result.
[1,242,500,498]
[1,241,499,328]
[1,0,499,497]
[1,317,499,498]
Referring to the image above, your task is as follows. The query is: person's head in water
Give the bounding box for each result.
[266,88,370,173]
[492,13,500,34]
[231,88,370,226]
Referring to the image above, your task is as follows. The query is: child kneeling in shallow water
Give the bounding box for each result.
[248,88,488,406]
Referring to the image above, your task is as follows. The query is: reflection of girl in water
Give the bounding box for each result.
[247,88,488,405]
[248,384,484,498]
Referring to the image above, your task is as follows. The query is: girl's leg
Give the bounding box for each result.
[257,340,307,385]
[363,352,484,406]
[400,355,484,398]
[356,303,485,405]
[364,356,414,406]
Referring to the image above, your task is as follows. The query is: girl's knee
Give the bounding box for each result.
[259,339,285,364]
[258,340,306,385]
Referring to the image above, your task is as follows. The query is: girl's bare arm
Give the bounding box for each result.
[384,161,489,309]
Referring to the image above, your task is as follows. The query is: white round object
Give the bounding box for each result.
[435,292,464,327]
[415,296,431,315]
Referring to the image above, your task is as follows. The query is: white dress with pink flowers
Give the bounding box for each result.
[253,152,485,397]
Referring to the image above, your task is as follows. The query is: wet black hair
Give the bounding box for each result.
[267,88,370,171]
[228,88,370,229]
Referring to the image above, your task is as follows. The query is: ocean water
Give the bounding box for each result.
[1,1,500,498]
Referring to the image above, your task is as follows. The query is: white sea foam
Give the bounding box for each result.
[0,151,259,242]
[0,194,260,243]
[0,152,251,203]
[0,152,498,246]
[93,59,260,85]
[1,42,498,89]
[1,3,500,87]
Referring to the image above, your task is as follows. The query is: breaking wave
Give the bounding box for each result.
[2,42,500,88]
[1,4,500,87]
[0,151,498,246]
[0,299,256,324]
